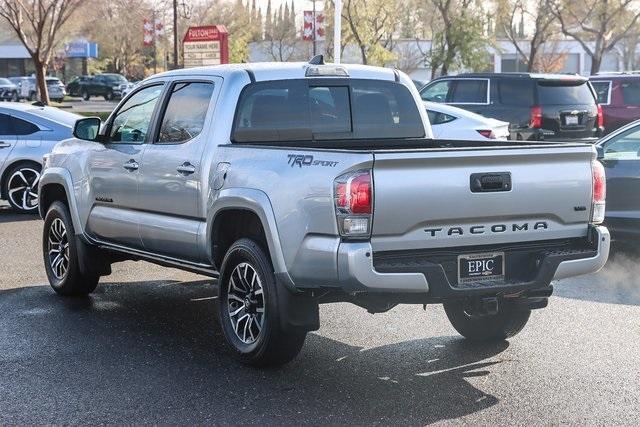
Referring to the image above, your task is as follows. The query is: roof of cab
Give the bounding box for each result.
[146,62,398,83]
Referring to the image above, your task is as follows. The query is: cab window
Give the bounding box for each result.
[108,84,163,144]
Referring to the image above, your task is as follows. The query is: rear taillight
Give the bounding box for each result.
[597,104,604,128]
[530,105,542,128]
[477,129,495,139]
[334,170,372,237]
[591,159,606,224]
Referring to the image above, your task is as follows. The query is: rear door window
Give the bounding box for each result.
[450,79,488,104]
[233,79,424,142]
[157,81,215,144]
[12,117,39,135]
[537,81,595,105]
[621,81,640,105]
[591,81,611,105]
[0,113,12,135]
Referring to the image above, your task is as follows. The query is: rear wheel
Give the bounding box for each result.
[43,201,99,296]
[218,238,306,366]
[3,162,41,213]
[443,299,531,341]
[81,89,90,101]
[11,91,18,102]
[104,90,113,101]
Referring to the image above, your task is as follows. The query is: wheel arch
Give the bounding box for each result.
[38,167,83,234]
[207,188,295,291]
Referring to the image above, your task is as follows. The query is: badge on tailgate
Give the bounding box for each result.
[458,252,505,284]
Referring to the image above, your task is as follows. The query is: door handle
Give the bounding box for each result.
[0,141,10,148]
[177,162,196,175]
[123,159,139,171]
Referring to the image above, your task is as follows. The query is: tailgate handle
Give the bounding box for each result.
[470,172,511,193]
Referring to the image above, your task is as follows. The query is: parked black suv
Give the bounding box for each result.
[420,73,604,141]
[66,73,128,101]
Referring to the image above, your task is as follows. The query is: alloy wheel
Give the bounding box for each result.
[226,262,265,344]
[48,218,69,280]
[7,167,40,211]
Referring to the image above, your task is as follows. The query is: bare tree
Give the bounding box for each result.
[549,0,640,74]
[498,0,558,72]
[0,0,81,104]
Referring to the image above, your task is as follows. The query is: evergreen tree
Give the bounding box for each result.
[265,0,273,40]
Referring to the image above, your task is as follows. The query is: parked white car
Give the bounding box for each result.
[424,101,510,140]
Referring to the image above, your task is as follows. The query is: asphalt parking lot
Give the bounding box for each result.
[1,203,639,425]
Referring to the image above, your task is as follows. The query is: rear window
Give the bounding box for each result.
[621,81,640,105]
[25,107,81,127]
[450,79,488,103]
[232,79,424,142]
[498,79,533,106]
[590,81,611,104]
[537,81,595,105]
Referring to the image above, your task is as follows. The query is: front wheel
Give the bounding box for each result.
[443,299,531,342]
[218,238,306,366]
[43,201,99,296]
[81,90,90,101]
[104,90,113,101]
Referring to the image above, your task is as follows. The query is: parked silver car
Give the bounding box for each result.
[0,103,80,212]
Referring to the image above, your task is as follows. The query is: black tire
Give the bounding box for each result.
[82,89,90,101]
[104,90,113,101]
[11,91,18,102]
[443,299,531,342]
[2,162,41,213]
[28,91,36,102]
[42,201,99,296]
[218,238,306,367]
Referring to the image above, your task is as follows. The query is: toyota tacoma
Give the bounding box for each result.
[39,59,610,366]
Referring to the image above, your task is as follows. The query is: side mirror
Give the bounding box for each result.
[73,117,101,141]
[596,145,605,159]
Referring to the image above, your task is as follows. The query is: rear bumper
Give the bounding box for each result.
[336,226,609,296]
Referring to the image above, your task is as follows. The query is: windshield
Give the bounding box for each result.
[537,81,595,105]
[0,78,12,85]
[46,78,62,85]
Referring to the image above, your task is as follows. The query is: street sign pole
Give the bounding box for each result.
[334,0,341,64]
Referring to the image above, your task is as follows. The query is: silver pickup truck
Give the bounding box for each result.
[39,60,610,366]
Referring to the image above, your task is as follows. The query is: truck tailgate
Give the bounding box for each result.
[371,145,595,252]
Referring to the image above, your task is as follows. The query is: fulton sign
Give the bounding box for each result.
[183,25,229,68]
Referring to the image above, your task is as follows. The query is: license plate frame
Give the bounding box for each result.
[565,115,579,126]
[457,252,505,284]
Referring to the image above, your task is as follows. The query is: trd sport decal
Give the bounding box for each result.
[287,154,338,168]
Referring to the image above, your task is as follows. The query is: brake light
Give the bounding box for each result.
[591,159,606,224]
[530,105,542,128]
[334,170,372,237]
[597,104,604,128]
[477,129,495,139]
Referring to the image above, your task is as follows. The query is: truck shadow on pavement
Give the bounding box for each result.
[0,280,508,425]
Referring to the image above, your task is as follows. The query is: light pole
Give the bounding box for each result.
[334,0,342,64]
[172,0,191,69]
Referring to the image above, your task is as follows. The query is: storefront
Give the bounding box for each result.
[0,44,34,77]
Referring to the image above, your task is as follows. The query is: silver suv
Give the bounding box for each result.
[39,60,609,366]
